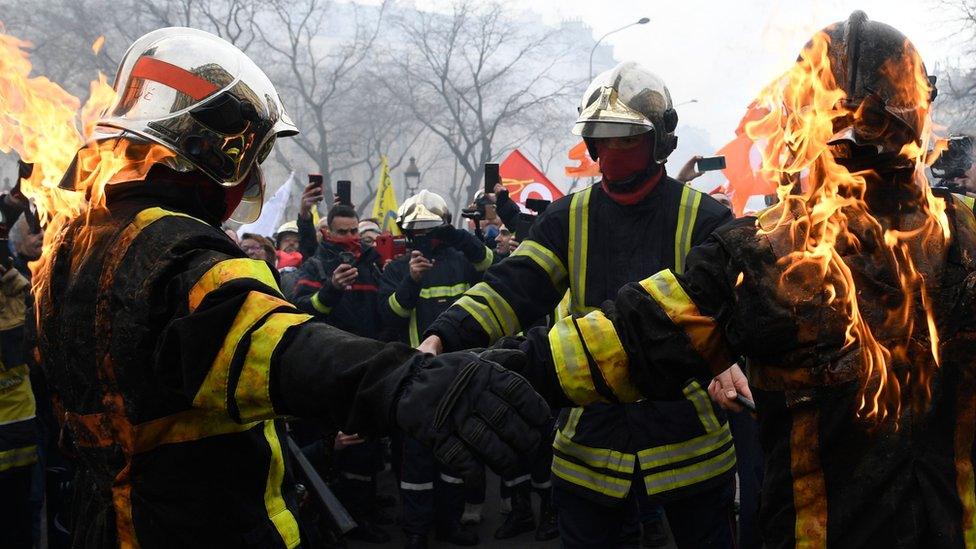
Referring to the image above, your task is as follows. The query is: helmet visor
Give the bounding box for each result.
[229,168,264,224]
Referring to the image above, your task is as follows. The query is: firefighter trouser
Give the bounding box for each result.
[501,417,555,499]
[554,478,735,549]
[729,410,764,549]
[396,433,465,535]
[334,438,384,520]
[0,464,35,549]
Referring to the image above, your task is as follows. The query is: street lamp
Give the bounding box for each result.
[404,156,421,198]
[588,17,650,79]
[675,99,699,107]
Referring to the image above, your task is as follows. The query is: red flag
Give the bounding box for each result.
[715,105,777,216]
[499,150,564,207]
[565,140,601,178]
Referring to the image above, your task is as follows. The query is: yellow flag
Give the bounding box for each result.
[371,156,402,235]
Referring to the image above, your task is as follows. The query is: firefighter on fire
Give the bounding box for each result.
[425,12,976,548]
[423,62,738,546]
[33,27,548,548]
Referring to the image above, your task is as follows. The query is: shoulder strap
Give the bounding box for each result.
[673,185,703,275]
[567,186,594,315]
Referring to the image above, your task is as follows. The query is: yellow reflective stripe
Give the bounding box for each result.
[388,293,412,318]
[0,445,37,472]
[309,292,332,314]
[954,193,976,211]
[551,455,631,499]
[559,407,583,439]
[189,258,282,313]
[684,381,720,432]
[549,318,601,405]
[638,270,730,371]
[637,425,733,469]
[512,240,568,287]
[419,283,471,299]
[674,186,702,275]
[456,295,503,341]
[576,312,641,402]
[554,290,573,320]
[568,187,592,314]
[466,282,521,336]
[134,411,259,453]
[642,443,736,495]
[474,247,494,272]
[554,430,635,474]
[0,364,36,426]
[409,311,420,348]
[236,312,312,423]
[263,421,301,548]
[194,291,290,413]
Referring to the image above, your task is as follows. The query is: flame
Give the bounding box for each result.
[746,31,948,424]
[92,35,105,55]
[0,31,173,313]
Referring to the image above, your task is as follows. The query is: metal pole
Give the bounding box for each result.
[588,18,650,79]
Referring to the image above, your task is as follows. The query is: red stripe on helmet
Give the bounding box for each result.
[130,56,220,101]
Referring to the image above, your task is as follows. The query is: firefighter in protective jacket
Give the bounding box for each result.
[33,28,548,548]
[423,62,737,546]
[475,13,976,548]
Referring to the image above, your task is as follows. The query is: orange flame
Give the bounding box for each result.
[0,31,173,311]
[746,31,948,424]
[92,35,105,55]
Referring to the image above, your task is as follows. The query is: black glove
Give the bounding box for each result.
[394,352,550,480]
[431,224,464,247]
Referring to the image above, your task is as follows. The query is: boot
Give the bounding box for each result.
[403,532,428,549]
[494,485,535,539]
[460,502,483,525]
[535,492,559,541]
[435,523,479,546]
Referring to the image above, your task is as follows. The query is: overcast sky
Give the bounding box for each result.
[524,0,967,151]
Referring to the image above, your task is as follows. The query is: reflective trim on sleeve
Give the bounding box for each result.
[189,258,282,313]
[551,455,631,499]
[193,291,291,415]
[388,293,412,318]
[419,283,471,299]
[466,282,521,336]
[511,240,568,287]
[575,312,641,403]
[235,312,312,423]
[474,247,495,272]
[674,186,703,275]
[455,295,503,341]
[309,292,332,314]
[548,317,600,405]
[568,187,593,314]
[641,443,736,496]
[683,381,720,433]
[638,270,731,372]
[263,421,302,548]
[0,445,37,472]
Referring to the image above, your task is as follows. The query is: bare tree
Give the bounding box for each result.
[933,0,976,130]
[381,1,576,213]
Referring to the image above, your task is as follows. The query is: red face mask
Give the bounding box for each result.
[324,234,362,260]
[595,134,653,182]
[276,250,303,269]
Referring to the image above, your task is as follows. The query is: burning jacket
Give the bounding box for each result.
[35,173,418,548]
[514,188,976,547]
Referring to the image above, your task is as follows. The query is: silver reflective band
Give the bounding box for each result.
[400,481,434,491]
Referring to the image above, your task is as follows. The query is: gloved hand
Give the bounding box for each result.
[394,352,550,480]
[431,224,465,247]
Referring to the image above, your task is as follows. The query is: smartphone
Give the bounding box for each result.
[696,155,727,172]
[484,163,500,196]
[336,180,352,206]
[308,173,323,190]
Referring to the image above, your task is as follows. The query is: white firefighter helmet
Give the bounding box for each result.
[397,190,450,231]
[574,61,678,164]
[276,221,299,236]
[93,27,298,221]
